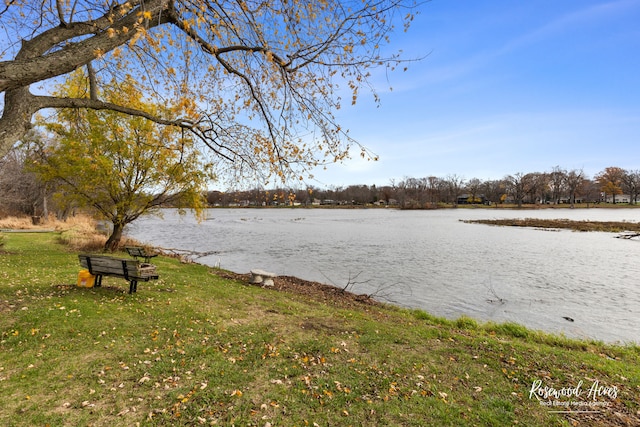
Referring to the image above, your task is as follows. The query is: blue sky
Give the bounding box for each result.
[310,0,640,188]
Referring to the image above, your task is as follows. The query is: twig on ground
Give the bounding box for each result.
[318,270,412,304]
[319,270,372,293]
[365,281,413,305]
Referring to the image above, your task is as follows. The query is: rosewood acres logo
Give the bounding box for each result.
[528,379,618,413]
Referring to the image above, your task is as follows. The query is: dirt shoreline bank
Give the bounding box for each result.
[211,269,381,309]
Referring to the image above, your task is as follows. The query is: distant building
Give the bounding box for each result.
[320,199,338,205]
[456,194,487,205]
[604,194,631,203]
[558,197,585,204]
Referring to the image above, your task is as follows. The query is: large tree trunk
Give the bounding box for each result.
[0,0,172,159]
[0,87,39,156]
[42,191,48,218]
[105,221,125,252]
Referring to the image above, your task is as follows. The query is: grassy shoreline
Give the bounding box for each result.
[462,218,640,233]
[1,231,639,426]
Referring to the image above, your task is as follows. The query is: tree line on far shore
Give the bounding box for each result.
[2,156,636,222]
[206,166,636,208]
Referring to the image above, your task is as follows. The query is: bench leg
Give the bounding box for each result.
[95,275,103,287]
[129,280,138,294]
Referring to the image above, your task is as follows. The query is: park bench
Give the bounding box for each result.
[78,254,158,294]
[125,246,158,263]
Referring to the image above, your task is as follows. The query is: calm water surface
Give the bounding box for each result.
[127,208,640,344]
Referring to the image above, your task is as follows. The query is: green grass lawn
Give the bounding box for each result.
[1,232,638,426]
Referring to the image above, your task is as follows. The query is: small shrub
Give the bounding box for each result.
[119,236,146,249]
[57,229,107,252]
[411,309,448,325]
[455,316,479,330]
[54,215,107,251]
[489,322,530,339]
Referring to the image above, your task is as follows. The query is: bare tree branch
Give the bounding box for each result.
[0,0,16,17]
[0,0,170,92]
[0,0,421,178]
[86,62,98,101]
[55,0,68,26]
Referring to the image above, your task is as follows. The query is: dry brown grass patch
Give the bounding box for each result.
[0,214,146,252]
[0,214,97,232]
[0,215,40,229]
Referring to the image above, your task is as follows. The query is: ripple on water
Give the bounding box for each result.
[127,208,640,344]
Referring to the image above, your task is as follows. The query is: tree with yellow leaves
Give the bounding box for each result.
[595,166,625,204]
[30,71,213,250]
[0,0,418,182]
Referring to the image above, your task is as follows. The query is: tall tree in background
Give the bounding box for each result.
[466,177,482,204]
[595,166,624,203]
[445,174,465,206]
[0,0,417,183]
[505,173,526,208]
[621,169,640,204]
[548,166,566,205]
[31,72,213,250]
[0,139,48,217]
[523,172,548,204]
[565,169,585,208]
[479,179,502,207]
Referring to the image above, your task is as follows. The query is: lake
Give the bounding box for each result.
[126,207,640,344]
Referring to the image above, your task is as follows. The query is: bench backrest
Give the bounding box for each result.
[125,247,148,257]
[79,254,155,279]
